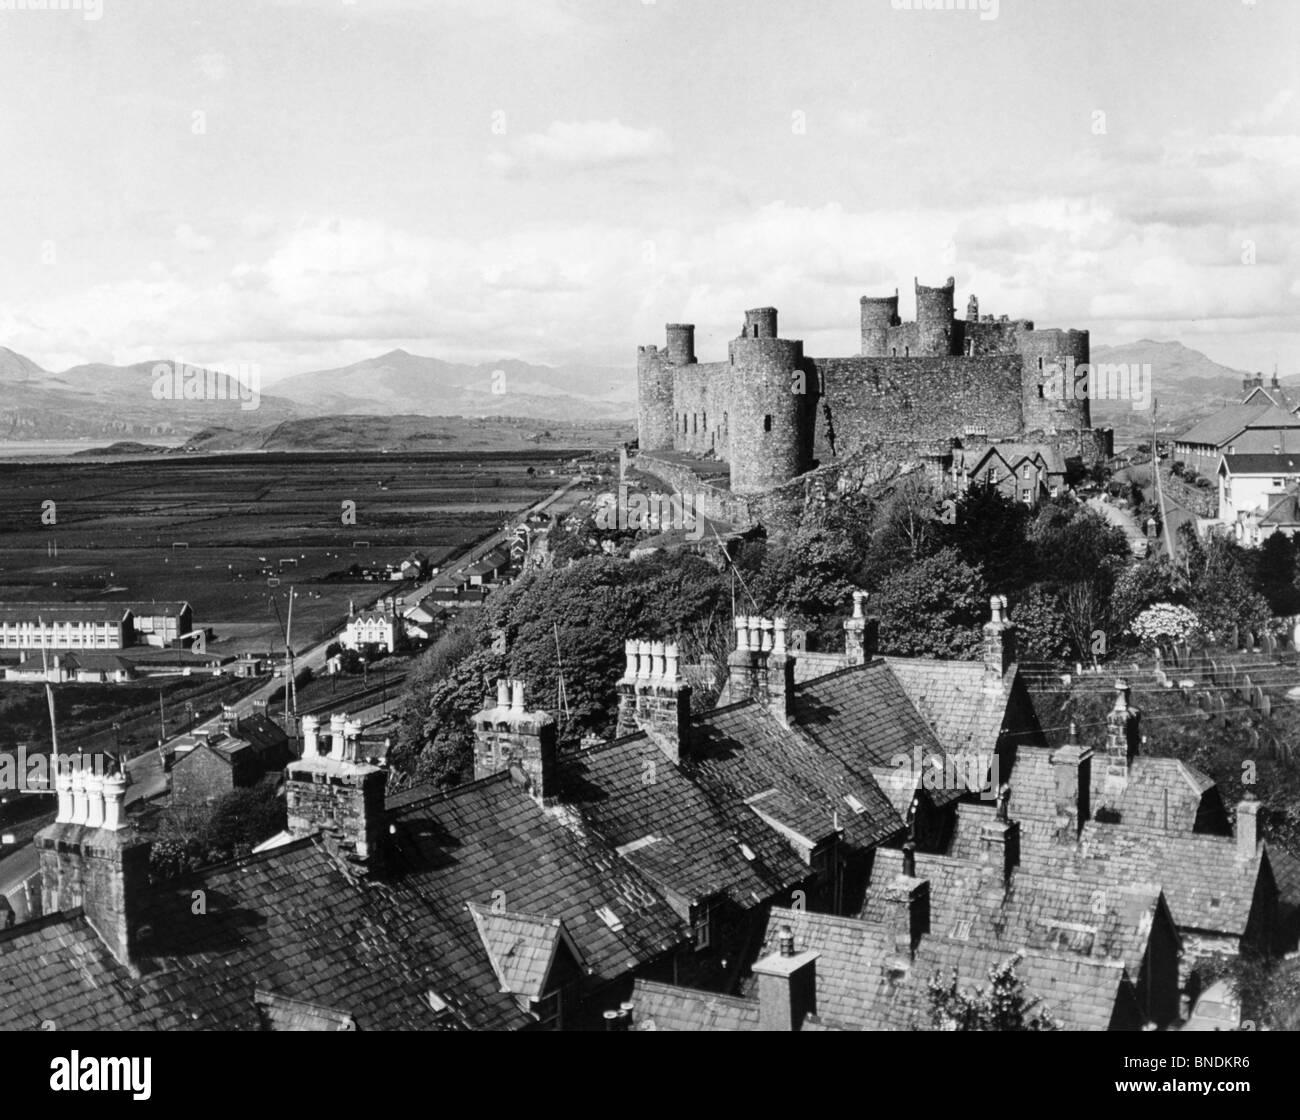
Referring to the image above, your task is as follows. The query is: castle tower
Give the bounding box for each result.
[665,323,696,365]
[914,277,957,356]
[636,341,675,452]
[727,307,817,494]
[1018,327,1092,435]
[859,290,901,357]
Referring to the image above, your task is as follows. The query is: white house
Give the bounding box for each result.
[340,598,403,654]
[1219,453,1300,545]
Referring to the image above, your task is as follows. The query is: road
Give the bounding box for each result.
[1088,496,1149,557]
[1,475,586,921]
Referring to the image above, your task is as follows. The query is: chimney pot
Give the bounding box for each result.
[102,773,127,830]
[1237,796,1260,861]
[622,640,637,680]
[69,766,89,826]
[55,762,74,824]
[664,641,680,682]
[497,679,510,708]
[636,639,652,678]
[778,925,795,957]
[511,680,525,713]
[84,772,105,830]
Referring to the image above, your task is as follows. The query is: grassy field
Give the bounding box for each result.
[0,450,584,653]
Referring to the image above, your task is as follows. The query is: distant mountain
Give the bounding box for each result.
[0,347,299,440]
[180,414,630,453]
[269,349,635,421]
[1087,339,1288,442]
[0,345,636,440]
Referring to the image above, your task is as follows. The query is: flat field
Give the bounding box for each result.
[0,449,580,653]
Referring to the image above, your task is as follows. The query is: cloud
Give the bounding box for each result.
[194,53,227,83]
[490,119,670,175]
[173,224,215,253]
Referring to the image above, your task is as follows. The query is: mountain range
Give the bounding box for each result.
[0,340,1283,444]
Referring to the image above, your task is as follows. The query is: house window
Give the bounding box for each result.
[535,988,564,1031]
[1022,488,1032,503]
[764,415,772,432]
[1022,464,1031,478]
[692,904,713,950]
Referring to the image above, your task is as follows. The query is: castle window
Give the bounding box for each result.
[692,413,697,434]
[703,411,707,430]
[1037,385,1044,398]
[1038,356,1044,372]
[764,415,773,432]
[904,347,910,356]
[891,348,897,356]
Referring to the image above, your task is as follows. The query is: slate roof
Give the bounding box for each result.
[759,907,1130,1031]
[467,902,572,1000]
[556,733,807,910]
[382,774,688,1012]
[0,604,132,624]
[883,657,1022,759]
[0,838,479,1031]
[1221,453,1300,475]
[956,443,1066,476]
[862,847,1168,972]
[632,979,761,1031]
[1176,402,1280,447]
[1003,746,1216,833]
[1018,821,1269,937]
[683,692,904,853]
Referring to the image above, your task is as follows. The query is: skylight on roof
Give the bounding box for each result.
[739,842,756,860]
[844,794,866,814]
[597,905,624,932]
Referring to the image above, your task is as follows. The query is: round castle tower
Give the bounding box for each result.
[728,308,817,494]
[914,276,957,356]
[859,290,901,357]
[1019,328,1091,433]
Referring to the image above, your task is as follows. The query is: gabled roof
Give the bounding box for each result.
[956,443,1066,476]
[751,906,1131,1031]
[1002,746,1216,834]
[1176,402,1279,447]
[1221,453,1300,475]
[1019,821,1269,937]
[1260,485,1300,528]
[556,733,806,909]
[863,847,1168,971]
[467,902,578,1000]
[883,657,1021,760]
[632,979,760,1031]
[683,693,902,852]
[0,837,482,1031]
[382,774,687,1012]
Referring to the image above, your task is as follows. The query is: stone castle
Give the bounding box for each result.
[636,278,1110,495]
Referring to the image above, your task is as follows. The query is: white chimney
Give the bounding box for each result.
[496,679,510,709]
[102,773,128,831]
[55,763,73,824]
[84,771,105,830]
[329,713,347,759]
[69,767,89,826]
[636,639,652,679]
[622,639,637,681]
[773,618,788,655]
[735,616,749,651]
[650,640,666,679]
[511,680,525,713]
[301,714,320,759]
[665,641,680,682]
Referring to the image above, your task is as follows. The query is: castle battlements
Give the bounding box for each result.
[636,279,1106,495]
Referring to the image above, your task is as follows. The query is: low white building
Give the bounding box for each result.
[1219,453,1300,544]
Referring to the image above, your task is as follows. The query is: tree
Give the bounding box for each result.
[1008,584,1072,663]
[1183,535,1270,639]
[1249,532,1300,617]
[940,485,1032,595]
[876,549,988,658]
[926,955,1060,1031]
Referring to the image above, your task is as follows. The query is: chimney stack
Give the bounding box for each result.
[1236,795,1260,862]
[615,640,693,763]
[1050,721,1092,837]
[472,679,559,803]
[727,616,760,703]
[751,925,819,1031]
[1105,678,1141,770]
[36,759,152,968]
[766,617,796,727]
[883,874,930,960]
[843,590,879,665]
[287,709,388,860]
[979,784,1020,885]
[982,594,1016,685]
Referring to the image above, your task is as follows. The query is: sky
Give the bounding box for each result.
[0,0,1296,383]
